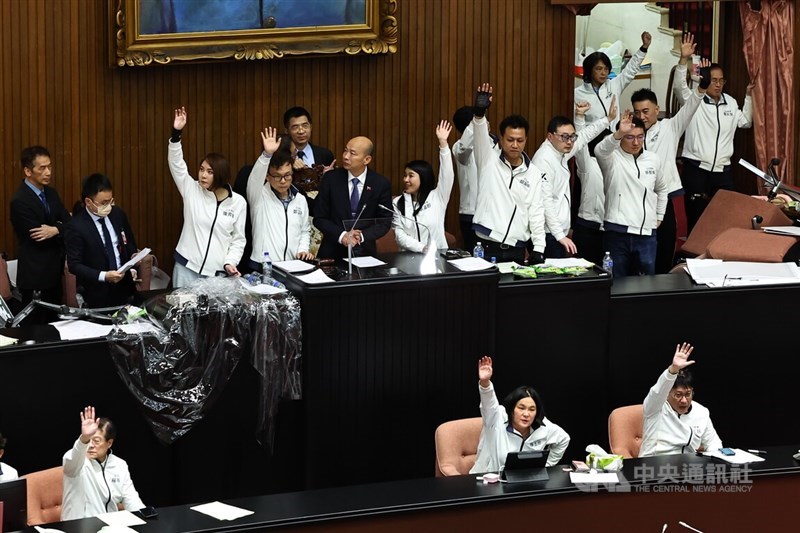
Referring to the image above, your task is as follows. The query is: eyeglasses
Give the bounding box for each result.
[553,133,579,143]
[710,78,726,86]
[623,134,646,142]
[671,390,694,400]
[268,172,293,182]
[90,197,115,208]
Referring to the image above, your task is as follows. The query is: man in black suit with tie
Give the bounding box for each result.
[284,106,335,170]
[10,145,71,323]
[63,174,139,308]
[313,136,392,259]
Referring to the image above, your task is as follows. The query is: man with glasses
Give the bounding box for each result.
[64,174,140,308]
[532,101,616,258]
[639,342,723,457]
[246,127,314,268]
[10,145,71,322]
[675,59,753,232]
[595,111,668,276]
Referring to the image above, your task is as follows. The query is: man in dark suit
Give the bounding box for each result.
[63,174,139,308]
[283,106,335,170]
[10,145,71,323]
[313,136,392,259]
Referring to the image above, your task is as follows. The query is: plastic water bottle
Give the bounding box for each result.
[602,251,614,276]
[490,256,497,265]
[473,241,485,259]
[261,251,273,280]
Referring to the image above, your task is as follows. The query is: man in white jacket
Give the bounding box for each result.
[639,342,723,457]
[533,101,615,258]
[62,406,144,521]
[595,112,668,277]
[470,83,546,264]
[676,60,753,232]
[246,128,313,267]
[632,33,710,272]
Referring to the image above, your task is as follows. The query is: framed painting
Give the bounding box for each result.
[110,0,398,67]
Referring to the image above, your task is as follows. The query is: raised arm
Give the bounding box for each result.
[246,127,281,206]
[432,120,455,207]
[167,107,192,196]
[471,83,495,170]
[610,31,650,93]
[63,406,99,477]
[568,98,614,159]
[738,86,754,128]
[643,343,695,418]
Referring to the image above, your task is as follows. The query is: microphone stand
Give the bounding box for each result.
[379,204,439,275]
[347,204,367,278]
[9,292,122,328]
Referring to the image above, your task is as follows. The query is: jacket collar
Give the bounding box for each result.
[703,93,728,106]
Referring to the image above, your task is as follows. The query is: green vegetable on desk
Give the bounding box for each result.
[511,266,538,278]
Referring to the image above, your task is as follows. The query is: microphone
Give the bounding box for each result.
[379,203,434,247]
[379,203,439,273]
[767,157,781,200]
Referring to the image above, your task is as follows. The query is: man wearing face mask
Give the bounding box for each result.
[64,174,139,308]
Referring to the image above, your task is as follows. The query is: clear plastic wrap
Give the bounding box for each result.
[107,277,302,449]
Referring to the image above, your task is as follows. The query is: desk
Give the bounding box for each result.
[27,445,800,532]
[277,253,498,488]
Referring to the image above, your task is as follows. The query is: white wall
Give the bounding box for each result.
[575,3,677,112]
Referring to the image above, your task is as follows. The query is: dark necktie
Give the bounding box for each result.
[296,150,305,160]
[350,178,360,218]
[98,219,118,270]
[39,191,50,214]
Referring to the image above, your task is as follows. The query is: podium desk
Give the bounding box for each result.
[609,274,800,448]
[276,253,498,488]
[28,445,800,532]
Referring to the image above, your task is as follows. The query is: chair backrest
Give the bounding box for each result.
[63,260,79,307]
[608,405,644,459]
[134,254,156,292]
[434,417,483,476]
[22,466,63,526]
[681,190,793,257]
[376,228,400,254]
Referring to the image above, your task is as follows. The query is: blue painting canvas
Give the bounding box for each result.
[139,0,368,35]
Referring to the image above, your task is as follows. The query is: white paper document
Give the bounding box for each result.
[296,269,335,284]
[118,247,151,273]
[273,259,316,273]
[239,279,286,295]
[97,510,147,527]
[762,226,800,237]
[190,501,255,521]
[686,259,800,287]
[544,258,595,268]
[569,471,620,484]
[344,256,387,267]
[702,448,765,465]
[51,319,159,341]
[448,257,495,271]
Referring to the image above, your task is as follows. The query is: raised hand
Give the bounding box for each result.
[80,405,99,443]
[607,95,618,123]
[473,83,493,118]
[173,107,187,131]
[260,127,281,155]
[641,31,652,50]
[435,120,452,148]
[669,342,695,374]
[616,109,634,137]
[478,355,493,386]
[322,159,337,174]
[575,101,591,117]
[680,33,696,59]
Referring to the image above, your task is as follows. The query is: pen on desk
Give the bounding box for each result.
[678,521,704,533]
[747,449,767,454]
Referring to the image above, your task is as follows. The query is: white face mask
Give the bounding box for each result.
[89,198,113,217]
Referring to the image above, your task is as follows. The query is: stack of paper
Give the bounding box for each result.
[544,258,595,268]
[762,226,800,237]
[686,258,800,287]
[448,257,495,271]
[702,448,765,464]
[190,501,254,521]
[273,260,315,273]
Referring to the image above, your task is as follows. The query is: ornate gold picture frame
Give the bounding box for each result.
[110,0,398,67]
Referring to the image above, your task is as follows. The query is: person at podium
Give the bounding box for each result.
[639,342,723,457]
[470,356,570,473]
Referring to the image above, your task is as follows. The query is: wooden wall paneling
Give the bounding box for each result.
[1,0,579,276]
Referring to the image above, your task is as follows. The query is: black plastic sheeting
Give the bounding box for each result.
[107,277,302,451]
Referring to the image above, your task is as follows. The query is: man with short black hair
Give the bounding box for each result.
[63,174,140,308]
[470,83,546,264]
[639,342,723,457]
[594,112,668,277]
[10,145,71,323]
[283,106,335,170]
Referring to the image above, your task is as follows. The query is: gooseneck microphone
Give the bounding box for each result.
[768,157,781,200]
[379,203,433,247]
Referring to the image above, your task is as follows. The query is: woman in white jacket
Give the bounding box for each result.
[168,107,247,288]
[469,356,570,474]
[392,121,454,253]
